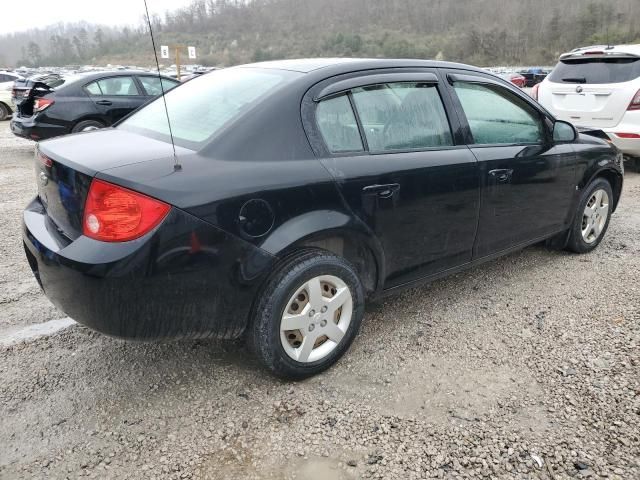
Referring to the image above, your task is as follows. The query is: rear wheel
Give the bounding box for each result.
[0,103,9,121]
[248,250,365,379]
[566,178,613,253]
[72,119,105,133]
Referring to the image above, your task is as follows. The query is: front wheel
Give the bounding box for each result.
[566,178,613,253]
[248,250,365,379]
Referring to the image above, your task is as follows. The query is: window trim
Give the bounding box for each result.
[447,72,551,147]
[315,72,438,101]
[82,75,142,97]
[137,75,180,96]
[314,81,457,156]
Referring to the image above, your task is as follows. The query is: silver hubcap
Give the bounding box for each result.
[280,275,353,363]
[82,125,100,132]
[582,189,609,244]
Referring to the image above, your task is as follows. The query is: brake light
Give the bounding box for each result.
[38,151,53,168]
[614,133,640,139]
[628,89,640,111]
[83,179,170,242]
[531,83,540,101]
[33,98,54,113]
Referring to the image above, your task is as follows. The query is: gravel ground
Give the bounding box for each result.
[0,120,639,479]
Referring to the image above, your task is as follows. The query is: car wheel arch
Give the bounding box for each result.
[580,167,623,212]
[258,210,384,296]
[73,116,109,130]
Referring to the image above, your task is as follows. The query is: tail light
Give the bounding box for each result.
[83,179,170,242]
[628,89,640,111]
[33,98,54,113]
[531,83,540,101]
[614,133,640,139]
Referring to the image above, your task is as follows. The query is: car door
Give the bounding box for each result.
[304,71,480,289]
[443,70,576,258]
[84,76,148,125]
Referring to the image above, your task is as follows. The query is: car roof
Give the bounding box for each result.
[239,57,488,75]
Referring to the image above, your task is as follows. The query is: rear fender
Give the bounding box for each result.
[259,210,385,295]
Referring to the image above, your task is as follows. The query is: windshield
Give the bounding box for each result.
[119,67,302,149]
[549,57,640,84]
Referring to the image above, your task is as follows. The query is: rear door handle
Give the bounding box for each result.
[96,100,112,106]
[362,183,400,199]
[488,169,513,183]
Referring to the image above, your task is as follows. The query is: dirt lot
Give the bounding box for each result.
[0,121,639,479]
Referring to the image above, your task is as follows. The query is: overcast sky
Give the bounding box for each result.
[4,0,196,34]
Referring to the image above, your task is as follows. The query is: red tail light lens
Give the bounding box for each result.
[614,132,640,139]
[83,179,170,242]
[628,89,640,111]
[33,98,54,113]
[531,83,540,101]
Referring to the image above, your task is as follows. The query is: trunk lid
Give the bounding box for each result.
[12,74,61,117]
[36,129,186,240]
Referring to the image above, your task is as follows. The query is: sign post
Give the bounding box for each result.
[159,45,195,82]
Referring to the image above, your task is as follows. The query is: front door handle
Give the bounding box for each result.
[96,100,112,106]
[488,169,513,183]
[362,183,400,199]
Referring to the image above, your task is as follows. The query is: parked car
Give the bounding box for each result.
[23,59,623,379]
[535,44,640,163]
[518,67,549,87]
[0,70,23,84]
[499,72,526,88]
[0,82,14,120]
[10,70,179,140]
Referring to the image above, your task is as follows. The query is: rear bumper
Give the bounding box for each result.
[23,196,276,340]
[601,111,640,157]
[603,131,640,158]
[11,114,69,140]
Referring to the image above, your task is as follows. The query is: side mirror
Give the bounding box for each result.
[553,120,577,142]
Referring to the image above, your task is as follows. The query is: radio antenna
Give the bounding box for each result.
[143,0,181,171]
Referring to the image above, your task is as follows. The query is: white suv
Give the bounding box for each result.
[535,44,640,160]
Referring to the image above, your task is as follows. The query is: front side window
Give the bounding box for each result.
[138,76,180,96]
[453,82,544,145]
[351,82,453,151]
[87,76,140,96]
[316,95,363,153]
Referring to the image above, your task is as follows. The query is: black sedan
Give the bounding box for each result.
[11,70,179,140]
[23,59,623,379]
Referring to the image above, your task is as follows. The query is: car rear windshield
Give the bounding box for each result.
[119,67,302,149]
[548,57,640,84]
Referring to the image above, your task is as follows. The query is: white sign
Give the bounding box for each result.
[188,46,196,59]
[160,45,169,59]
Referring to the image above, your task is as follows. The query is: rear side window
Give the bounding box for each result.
[120,67,302,148]
[453,82,544,145]
[86,77,140,96]
[138,76,179,96]
[351,82,453,151]
[316,95,364,153]
[549,57,640,84]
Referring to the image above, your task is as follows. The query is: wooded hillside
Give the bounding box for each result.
[1,0,639,68]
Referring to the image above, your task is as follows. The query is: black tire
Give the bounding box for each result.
[565,177,613,254]
[72,119,105,133]
[0,103,9,121]
[247,249,365,380]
